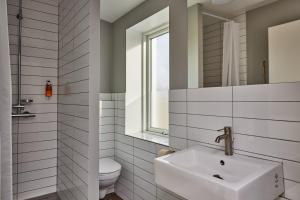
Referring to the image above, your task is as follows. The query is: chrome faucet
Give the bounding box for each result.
[215,127,233,156]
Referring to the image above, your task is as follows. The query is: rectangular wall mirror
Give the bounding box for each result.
[100,0,300,144]
[187,0,300,88]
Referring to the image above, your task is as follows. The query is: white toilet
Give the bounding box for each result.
[99,158,122,199]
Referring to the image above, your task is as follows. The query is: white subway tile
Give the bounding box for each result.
[284,180,300,200]
[157,187,185,200]
[188,127,224,147]
[18,176,56,193]
[115,133,134,145]
[134,166,155,185]
[233,82,300,102]
[134,157,154,174]
[116,141,133,155]
[283,160,300,183]
[134,148,156,163]
[188,102,232,116]
[134,138,156,153]
[134,184,156,200]
[234,118,300,142]
[169,137,187,150]
[169,113,186,126]
[18,158,57,173]
[99,149,114,158]
[134,175,156,195]
[18,140,57,153]
[233,102,300,121]
[18,185,56,200]
[169,125,187,139]
[169,102,186,113]
[169,89,186,102]
[116,149,133,164]
[234,134,300,162]
[18,167,57,183]
[188,114,232,130]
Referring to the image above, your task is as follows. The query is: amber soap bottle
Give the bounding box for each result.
[45,80,53,97]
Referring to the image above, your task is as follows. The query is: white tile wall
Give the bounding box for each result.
[232,83,300,199]
[114,134,186,200]
[232,11,248,85]
[102,82,300,200]
[7,0,58,199]
[203,21,223,87]
[57,0,92,200]
[99,93,115,159]
[98,93,185,200]
[171,83,300,200]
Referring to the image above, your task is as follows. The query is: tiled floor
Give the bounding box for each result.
[27,193,122,200]
[27,193,59,200]
[102,193,122,200]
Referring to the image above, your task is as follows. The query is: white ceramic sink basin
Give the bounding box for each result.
[154,146,284,200]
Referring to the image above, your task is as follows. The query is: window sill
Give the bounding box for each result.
[126,131,169,146]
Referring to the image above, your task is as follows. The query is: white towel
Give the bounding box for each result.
[222,21,240,86]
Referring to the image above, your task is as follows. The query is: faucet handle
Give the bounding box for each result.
[217,127,232,133]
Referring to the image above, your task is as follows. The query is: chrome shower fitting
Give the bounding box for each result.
[12,0,35,118]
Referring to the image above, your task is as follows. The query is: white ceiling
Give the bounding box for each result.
[188,0,278,17]
[100,0,277,23]
[100,0,146,23]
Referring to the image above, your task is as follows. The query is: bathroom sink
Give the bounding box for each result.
[154,146,284,200]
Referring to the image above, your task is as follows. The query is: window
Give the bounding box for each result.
[143,27,169,135]
[125,7,169,143]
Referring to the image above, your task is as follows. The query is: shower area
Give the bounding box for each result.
[188,4,246,88]
[8,0,58,199]
[2,0,100,199]
[202,13,225,87]
[203,13,241,87]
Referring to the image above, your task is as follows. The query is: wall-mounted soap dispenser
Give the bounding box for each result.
[45,80,53,98]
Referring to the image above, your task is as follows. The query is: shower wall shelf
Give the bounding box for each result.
[12,113,36,118]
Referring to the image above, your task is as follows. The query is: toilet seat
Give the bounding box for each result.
[99,158,121,180]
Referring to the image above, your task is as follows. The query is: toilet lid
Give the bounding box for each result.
[99,158,121,174]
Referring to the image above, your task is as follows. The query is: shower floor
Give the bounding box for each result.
[26,192,122,200]
[27,193,59,200]
[102,193,122,200]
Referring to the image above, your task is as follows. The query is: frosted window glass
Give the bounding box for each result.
[150,33,169,130]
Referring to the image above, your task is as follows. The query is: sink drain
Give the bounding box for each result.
[220,160,225,166]
[213,174,224,180]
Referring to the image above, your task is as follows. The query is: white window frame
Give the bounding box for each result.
[142,24,169,135]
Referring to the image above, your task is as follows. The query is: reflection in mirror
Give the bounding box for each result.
[187,0,300,88]
[268,20,300,83]
[126,8,170,139]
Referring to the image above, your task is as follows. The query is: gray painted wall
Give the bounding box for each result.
[112,0,188,92]
[100,20,113,93]
[247,0,300,85]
